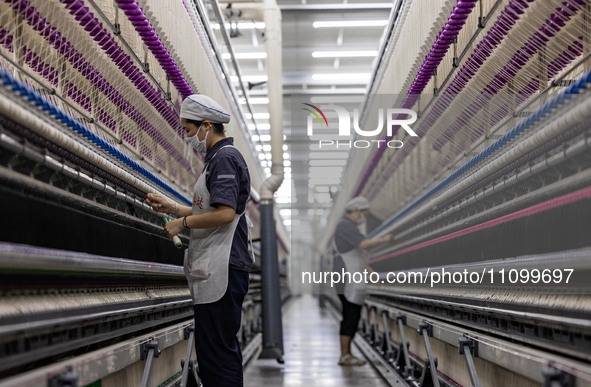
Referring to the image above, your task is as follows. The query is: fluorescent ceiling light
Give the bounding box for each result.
[251,134,272,142]
[282,4,393,10]
[312,73,371,81]
[212,22,265,30]
[288,88,367,95]
[309,171,343,178]
[309,166,344,173]
[239,97,269,105]
[315,193,332,203]
[230,75,268,83]
[310,96,364,104]
[309,152,350,159]
[245,112,270,120]
[248,123,271,130]
[313,20,388,28]
[308,178,342,185]
[310,134,354,141]
[222,52,267,60]
[309,159,348,167]
[312,50,378,58]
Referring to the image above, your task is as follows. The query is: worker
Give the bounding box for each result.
[333,196,393,366]
[146,94,252,386]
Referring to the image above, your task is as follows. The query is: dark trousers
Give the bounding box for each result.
[338,294,362,338]
[194,268,249,387]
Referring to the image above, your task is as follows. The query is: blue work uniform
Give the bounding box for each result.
[193,137,252,387]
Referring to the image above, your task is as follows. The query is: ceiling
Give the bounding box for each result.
[207,0,393,235]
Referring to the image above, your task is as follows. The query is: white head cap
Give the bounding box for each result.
[345,197,370,212]
[180,94,231,124]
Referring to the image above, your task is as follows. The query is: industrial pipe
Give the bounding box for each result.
[259,0,285,361]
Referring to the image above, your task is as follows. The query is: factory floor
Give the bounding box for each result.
[244,295,389,386]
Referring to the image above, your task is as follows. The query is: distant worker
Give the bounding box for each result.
[146,94,252,387]
[333,196,393,366]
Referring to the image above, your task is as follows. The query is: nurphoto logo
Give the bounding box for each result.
[303,103,418,149]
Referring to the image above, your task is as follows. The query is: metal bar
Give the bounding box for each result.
[0,241,184,277]
[353,334,411,387]
[180,326,195,387]
[396,314,413,378]
[370,306,379,346]
[418,323,440,387]
[140,349,155,387]
[140,339,161,387]
[381,310,394,361]
[459,338,481,387]
[361,305,370,336]
[280,3,394,10]
[242,332,263,367]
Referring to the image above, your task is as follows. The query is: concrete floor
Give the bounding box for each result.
[244,295,389,386]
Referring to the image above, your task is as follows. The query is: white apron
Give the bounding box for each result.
[184,145,244,304]
[334,242,368,306]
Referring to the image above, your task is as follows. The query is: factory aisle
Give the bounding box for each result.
[244,295,389,386]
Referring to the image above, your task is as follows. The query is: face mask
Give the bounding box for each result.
[358,213,367,225]
[186,123,208,153]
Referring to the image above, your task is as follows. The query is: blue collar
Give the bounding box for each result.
[204,137,234,164]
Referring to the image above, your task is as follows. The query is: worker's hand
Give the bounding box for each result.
[164,217,184,240]
[146,193,176,214]
[381,233,394,243]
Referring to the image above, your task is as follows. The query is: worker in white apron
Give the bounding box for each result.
[146,94,252,387]
[333,197,393,366]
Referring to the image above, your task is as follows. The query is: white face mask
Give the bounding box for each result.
[358,213,367,225]
[186,123,208,153]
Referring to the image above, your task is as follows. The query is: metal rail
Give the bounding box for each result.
[0,297,193,375]
[0,320,194,387]
[327,294,591,386]
[363,296,591,384]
